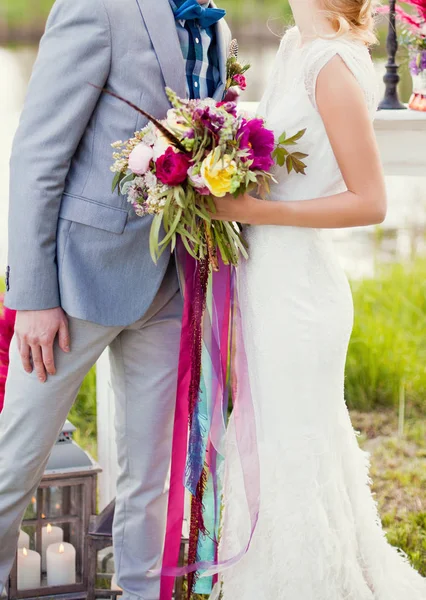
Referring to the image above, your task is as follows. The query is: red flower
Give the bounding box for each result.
[155,147,191,187]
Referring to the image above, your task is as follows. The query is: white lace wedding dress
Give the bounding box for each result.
[217,27,426,599]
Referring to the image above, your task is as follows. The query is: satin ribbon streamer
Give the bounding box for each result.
[158,241,261,600]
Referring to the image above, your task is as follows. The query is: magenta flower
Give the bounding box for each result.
[233,74,247,91]
[237,118,275,172]
[155,147,191,186]
[0,295,16,414]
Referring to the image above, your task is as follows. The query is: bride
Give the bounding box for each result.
[210,0,426,598]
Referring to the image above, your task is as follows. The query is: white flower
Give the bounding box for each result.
[144,171,158,189]
[153,135,171,161]
[142,123,158,147]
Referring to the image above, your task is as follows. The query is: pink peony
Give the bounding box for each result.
[233,74,247,91]
[155,147,191,187]
[128,143,154,175]
[238,118,275,172]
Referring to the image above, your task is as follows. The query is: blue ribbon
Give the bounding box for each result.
[173,0,226,29]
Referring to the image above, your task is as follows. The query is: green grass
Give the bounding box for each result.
[346,258,426,412]
[384,513,426,575]
[353,412,426,576]
[70,367,98,458]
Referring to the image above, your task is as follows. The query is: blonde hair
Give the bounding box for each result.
[320,0,378,46]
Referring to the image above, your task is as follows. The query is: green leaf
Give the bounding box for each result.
[111,171,123,193]
[287,152,309,175]
[291,158,307,175]
[286,155,294,174]
[159,208,183,247]
[273,147,288,168]
[277,132,287,145]
[174,187,186,209]
[149,212,163,264]
[180,232,198,260]
[194,205,211,222]
[283,128,307,146]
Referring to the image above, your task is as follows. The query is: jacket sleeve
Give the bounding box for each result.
[5,0,112,311]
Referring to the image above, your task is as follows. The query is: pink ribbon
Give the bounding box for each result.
[159,251,261,598]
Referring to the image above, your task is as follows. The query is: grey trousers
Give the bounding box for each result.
[0,268,182,600]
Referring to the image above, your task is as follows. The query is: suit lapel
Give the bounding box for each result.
[135,0,187,98]
[212,2,228,101]
[213,18,228,100]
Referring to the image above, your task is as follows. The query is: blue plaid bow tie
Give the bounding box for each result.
[173,0,226,29]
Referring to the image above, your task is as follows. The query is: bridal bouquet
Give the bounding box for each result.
[109,88,307,268]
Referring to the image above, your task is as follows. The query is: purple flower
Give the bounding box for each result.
[410,50,426,75]
[237,118,275,172]
[216,101,238,117]
[193,106,225,133]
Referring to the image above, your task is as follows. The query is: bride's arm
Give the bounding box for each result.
[212,55,387,229]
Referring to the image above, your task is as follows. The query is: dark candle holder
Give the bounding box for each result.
[378,0,406,110]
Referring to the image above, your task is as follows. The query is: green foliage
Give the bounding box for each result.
[346,258,426,411]
[273,129,308,174]
[221,0,292,22]
[383,513,426,576]
[0,0,54,26]
[69,367,97,457]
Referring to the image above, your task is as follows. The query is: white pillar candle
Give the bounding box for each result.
[46,542,76,587]
[111,574,122,591]
[17,547,41,590]
[18,530,30,549]
[41,523,63,570]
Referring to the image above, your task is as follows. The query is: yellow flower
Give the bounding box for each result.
[201,152,237,198]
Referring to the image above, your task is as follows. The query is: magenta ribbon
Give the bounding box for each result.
[158,243,261,599]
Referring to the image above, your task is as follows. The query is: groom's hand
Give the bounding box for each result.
[15,308,70,383]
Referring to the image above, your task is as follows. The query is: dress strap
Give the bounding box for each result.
[303,38,378,118]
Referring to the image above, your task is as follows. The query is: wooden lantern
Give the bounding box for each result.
[8,421,101,600]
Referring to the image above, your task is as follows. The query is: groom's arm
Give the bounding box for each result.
[6,0,112,311]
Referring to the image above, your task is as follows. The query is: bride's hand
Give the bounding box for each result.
[211,193,263,225]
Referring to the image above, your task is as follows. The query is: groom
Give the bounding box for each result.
[0,0,230,598]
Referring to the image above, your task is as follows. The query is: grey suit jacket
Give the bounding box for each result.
[5,0,231,326]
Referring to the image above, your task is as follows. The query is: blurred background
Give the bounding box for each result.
[0,0,425,577]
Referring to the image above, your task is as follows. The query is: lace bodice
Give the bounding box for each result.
[257,27,379,203]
